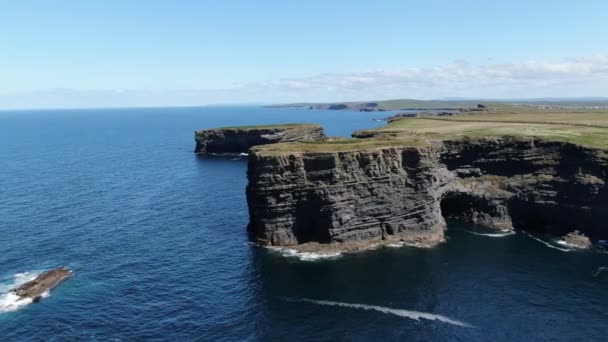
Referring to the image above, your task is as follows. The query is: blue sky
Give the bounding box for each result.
[1,0,607,108]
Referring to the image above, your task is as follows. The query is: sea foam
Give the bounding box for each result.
[523,232,572,252]
[593,267,608,277]
[464,230,516,238]
[267,247,342,261]
[0,271,40,314]
[283,297,474,328]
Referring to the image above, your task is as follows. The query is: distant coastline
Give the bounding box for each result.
[267,98,608,112]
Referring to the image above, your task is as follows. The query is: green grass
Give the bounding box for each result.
[358,108,608,148]
[200,123,320,130]
[253,107,608,154]
[251,138,429,155]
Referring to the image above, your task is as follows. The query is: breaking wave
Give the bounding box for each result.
[282,297,474,328]
[523,232,572,252]
[555,240,589,249]
[266,247,342,261]
[593,267,608,277]
[464,230,516,238]
[0,271,41,314]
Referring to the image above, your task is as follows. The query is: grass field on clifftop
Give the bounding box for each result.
[201,123,320,130]
[254,107,608,154]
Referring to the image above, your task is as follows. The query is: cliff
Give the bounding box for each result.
[246,109,608,253]
[194,124,325,154]
[266,99,499,111]
[247,145,448,250]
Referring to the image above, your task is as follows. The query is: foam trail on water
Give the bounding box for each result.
[593,267,608,277]
[0,271,40,314]
[282,297,474,328]
[523,232,572,252]
[267,247,341,261]
[464,230,516,238]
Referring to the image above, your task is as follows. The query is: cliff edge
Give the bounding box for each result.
[246,108,608,253]
[194,123,325,154]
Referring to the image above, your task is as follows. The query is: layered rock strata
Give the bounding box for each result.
[194,124,325,154]
[246,137,608,252]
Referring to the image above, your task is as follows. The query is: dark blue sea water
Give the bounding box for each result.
[1,106,607,341]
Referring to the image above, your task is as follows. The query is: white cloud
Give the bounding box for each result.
[1,54,607,109]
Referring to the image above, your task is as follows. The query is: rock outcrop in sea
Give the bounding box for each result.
[246,138,608,253]
[11,267,71,302]
[194,124,325,154]
[561,230,592,249]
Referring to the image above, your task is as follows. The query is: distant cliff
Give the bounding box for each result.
[194,124,325,154]
[246,138,608,252]
[267,99,489,111]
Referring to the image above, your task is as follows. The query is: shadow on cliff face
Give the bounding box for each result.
[440,193,474,222]
[440,191,605,239]
[440,192,512,231]
[293,192,332,244]
[440,191,582,235]
[505,201,549,234]
[507,199,595,236]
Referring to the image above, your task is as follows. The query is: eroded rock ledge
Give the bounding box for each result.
[194,124,325,154]
[246,137,607,253]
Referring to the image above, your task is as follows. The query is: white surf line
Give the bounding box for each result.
[593,267,608,277]
[522,232,572,252]
[266,246,342,261]
[464,230,516,238]
[0,271,40,314]
[282,297,474,328]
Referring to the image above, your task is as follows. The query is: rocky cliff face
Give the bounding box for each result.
[194,125,325,154]
[246,138,608,251]
[441,138,608,238]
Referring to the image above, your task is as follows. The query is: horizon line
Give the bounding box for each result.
[2,96,608,112]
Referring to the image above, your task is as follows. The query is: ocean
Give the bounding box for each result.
[0,106,607,341]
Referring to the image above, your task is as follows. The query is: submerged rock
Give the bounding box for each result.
[562,230,592,249]
[194,124,325,154]
[11,267,71,302]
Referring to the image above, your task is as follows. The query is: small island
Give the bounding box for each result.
[11,267,71,302]
[246,105,608,254]
[194,123,325,154]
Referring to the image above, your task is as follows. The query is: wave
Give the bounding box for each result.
[464,230,516,238]
[209,152,248,158]
[555,240,590,249]
[282,297,474,328]
[266,247,342,261]
[593,267,608,277]
[0,271,42,314]
[522,232,572,252]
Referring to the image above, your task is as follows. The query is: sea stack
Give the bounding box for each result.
[194,123,325,154]
[11,267,72,302]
